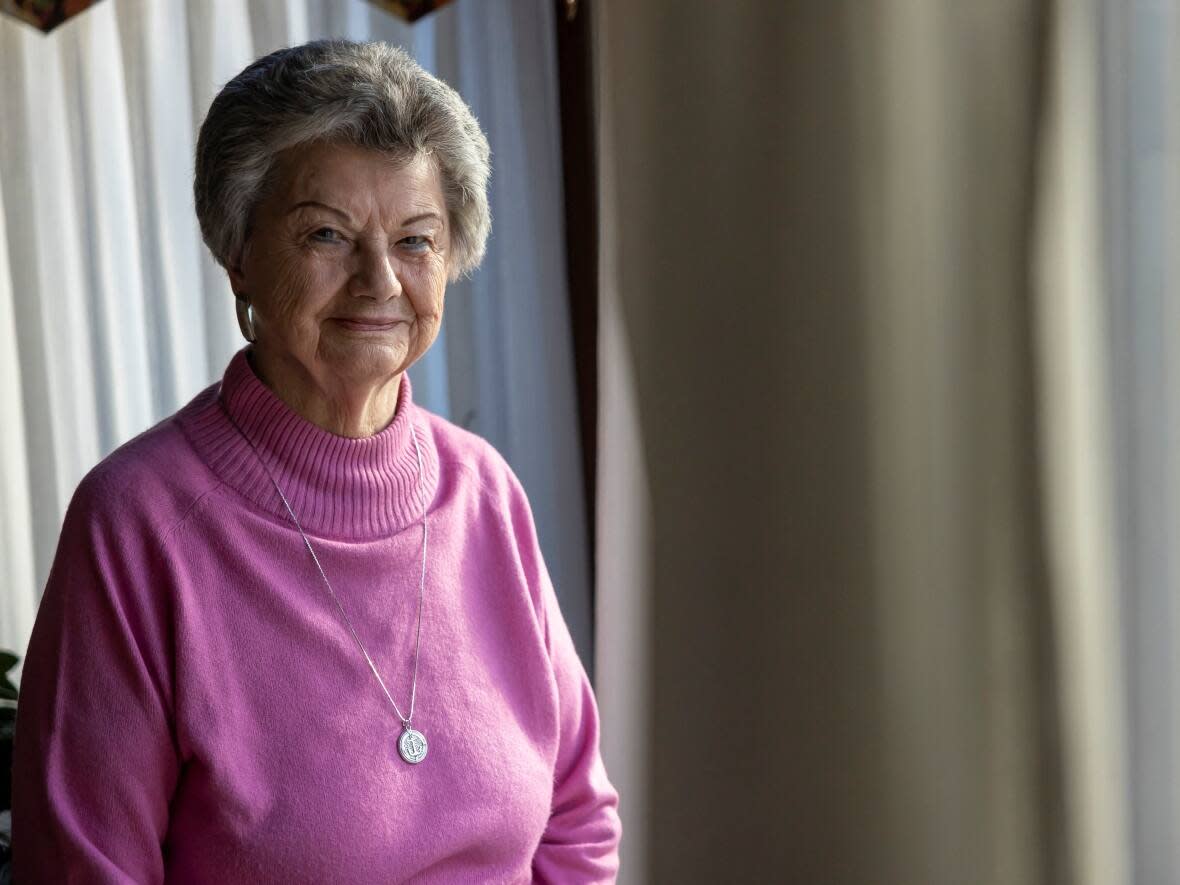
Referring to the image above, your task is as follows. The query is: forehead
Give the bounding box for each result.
[271,141,446,217]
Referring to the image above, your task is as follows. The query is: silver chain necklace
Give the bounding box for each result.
[221,393,430,765]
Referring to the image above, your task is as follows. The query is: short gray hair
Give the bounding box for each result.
[194,39,491,281]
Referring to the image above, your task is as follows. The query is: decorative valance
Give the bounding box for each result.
[0,0,102,33]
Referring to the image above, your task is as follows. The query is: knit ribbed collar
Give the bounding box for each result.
[184,347,439,541]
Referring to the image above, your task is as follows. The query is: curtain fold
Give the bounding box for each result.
[593,2,651,874]
[0,172,36,670]
[115,0,210,414]
[1,0,594,679]
[1033,3,1130,884]
[65,8,155,452]
[0,24,101,622]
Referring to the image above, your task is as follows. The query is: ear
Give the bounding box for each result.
[226,244,250,297]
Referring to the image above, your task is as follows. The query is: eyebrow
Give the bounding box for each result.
[287,200,353,223]
[286,202,443,228]
[400,212,444,227]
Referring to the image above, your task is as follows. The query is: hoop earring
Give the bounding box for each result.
[235,296,257,343]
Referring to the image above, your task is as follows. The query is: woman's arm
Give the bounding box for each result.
[12,470,179,882]
[530,573,622,884]
[504,471,622,883]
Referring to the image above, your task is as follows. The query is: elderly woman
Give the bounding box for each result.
[12,39,621,882]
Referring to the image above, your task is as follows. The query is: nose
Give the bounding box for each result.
[350,244,402,301]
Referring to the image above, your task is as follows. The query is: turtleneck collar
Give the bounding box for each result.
[182,347,440,541]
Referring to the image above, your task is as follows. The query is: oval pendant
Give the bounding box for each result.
[398,726,428,764]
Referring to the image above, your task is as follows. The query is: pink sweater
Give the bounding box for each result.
[12,348,621,883]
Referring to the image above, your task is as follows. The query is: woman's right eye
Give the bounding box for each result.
[310,227,342,243]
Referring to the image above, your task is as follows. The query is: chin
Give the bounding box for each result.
[323,344,408,381]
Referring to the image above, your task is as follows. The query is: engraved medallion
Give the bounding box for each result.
[398,727,428,764]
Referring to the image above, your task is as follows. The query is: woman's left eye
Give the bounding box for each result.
[400,236,430,251]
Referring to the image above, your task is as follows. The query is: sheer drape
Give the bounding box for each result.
[0,0,592,680]
[1099,1,1180,882]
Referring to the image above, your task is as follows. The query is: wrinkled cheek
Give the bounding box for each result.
[272,270,333,334]
[416,313,443,346]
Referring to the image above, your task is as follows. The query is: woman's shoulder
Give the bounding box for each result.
[68,382,223,537]
[417,408,547,593]
[418,408,526,504]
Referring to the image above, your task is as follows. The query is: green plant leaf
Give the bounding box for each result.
[0,650,19,699]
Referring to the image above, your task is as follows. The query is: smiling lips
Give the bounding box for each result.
[333,317,407,332]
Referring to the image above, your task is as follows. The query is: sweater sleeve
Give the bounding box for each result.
[12,470,179,883]
[504,473,622,884]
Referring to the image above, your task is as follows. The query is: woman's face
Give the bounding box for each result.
[229,141,450,400]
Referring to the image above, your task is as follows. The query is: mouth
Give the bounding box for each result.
[332,318,407,333]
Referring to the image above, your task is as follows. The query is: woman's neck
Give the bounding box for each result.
[246,346,402,439]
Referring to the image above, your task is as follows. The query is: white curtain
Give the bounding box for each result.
[0,0,593,683]
[1097,1,1180,883]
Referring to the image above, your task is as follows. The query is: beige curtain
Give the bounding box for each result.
[850,2,1057,882]
[595,1,1125,883]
